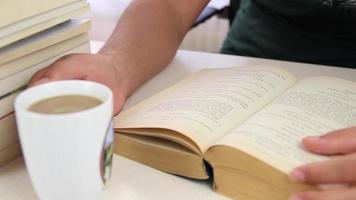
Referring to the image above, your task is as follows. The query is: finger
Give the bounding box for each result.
[40,56,91,80]
[303,127,356,155]
[29,54,92,86]
[27,60,73,87]
[289,186,356,200]
[290,153,356,184]
[28,67,49,86]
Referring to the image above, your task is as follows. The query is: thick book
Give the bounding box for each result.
[114,66,356,200]
[0,0,78,28]
[0,0,89,47]
[0,24,90,97]
[0,42,91,167]
[0,19,90,65]
[0,33,89,81]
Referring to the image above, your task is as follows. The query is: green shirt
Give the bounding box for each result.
[221,0,356,68]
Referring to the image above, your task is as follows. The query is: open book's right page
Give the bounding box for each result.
[215,77,356,174]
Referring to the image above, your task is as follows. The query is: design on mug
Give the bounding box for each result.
[100,121,114,184]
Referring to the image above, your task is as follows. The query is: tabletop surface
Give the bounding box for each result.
[0,41,355,200]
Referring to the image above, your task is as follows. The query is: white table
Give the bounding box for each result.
[1,41,355,200]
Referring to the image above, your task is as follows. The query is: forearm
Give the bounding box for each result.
[99,0,209,99]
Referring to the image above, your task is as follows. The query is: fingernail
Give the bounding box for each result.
[290,169,305,182]
[31,78,50,87]
[289,195,304,200]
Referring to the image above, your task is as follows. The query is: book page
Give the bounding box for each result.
[216,77,356,173]
[115,66,296,153]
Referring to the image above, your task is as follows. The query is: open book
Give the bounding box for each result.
[113,66,356,200]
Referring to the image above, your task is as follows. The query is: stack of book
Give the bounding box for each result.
[0,0,91,166]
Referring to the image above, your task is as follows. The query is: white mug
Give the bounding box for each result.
[14,80,114,200]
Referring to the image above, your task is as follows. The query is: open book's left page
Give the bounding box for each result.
[114,66,296,153]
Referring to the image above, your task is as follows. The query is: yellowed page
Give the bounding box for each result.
[115,66,296,153]
[216,77,356,173]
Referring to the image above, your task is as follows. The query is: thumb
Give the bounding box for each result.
[303,126,356,155]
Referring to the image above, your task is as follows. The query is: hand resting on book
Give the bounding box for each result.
[289,126,356,200]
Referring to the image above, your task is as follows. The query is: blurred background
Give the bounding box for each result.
[80,0,230,53]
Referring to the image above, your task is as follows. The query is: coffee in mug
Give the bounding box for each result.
[28,95,102,114]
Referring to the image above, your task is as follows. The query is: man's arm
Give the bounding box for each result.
[29,0,209,114]
[99,0,209,98]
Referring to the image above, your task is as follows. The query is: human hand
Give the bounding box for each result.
[289,126,356,200]
[29,53,128,115]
